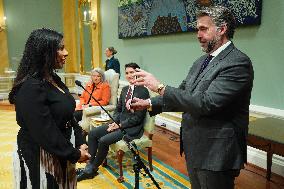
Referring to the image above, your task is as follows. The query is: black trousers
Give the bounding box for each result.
[188,168,240,189]
[86,125,123,172]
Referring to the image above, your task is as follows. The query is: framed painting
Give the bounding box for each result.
[118,0,262,38]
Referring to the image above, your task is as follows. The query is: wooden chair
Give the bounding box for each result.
[106,112,155,182]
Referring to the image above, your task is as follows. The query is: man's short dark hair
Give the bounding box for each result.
[125,62,140,70]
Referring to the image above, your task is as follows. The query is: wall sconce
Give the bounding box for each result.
[83,10,96,29]
[0,16,6,32]
[79,0,96,29]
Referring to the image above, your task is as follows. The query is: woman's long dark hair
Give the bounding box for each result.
[9,28,63,104]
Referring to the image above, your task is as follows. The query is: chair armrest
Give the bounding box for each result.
[80,105,116,132]
[83,105,116,116]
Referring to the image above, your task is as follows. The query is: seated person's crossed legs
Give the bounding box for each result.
[77,124,123,181]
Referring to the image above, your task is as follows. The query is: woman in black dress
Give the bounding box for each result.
[9,28,90,189]
[104,46,120,75]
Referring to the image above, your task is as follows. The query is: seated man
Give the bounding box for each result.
[74,68,111,122]
[77,62,149,181]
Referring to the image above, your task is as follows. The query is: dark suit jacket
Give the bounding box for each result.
[105,56,120,75]
[113,85,149,139]
[151,43,254,171]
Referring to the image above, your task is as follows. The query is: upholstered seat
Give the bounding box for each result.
[80,69,119,132]
[109,134,153,153]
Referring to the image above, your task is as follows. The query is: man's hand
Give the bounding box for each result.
[107,122,120,132]
[129,97,150,111]
[131,69,161,93]
[126,99,134,113]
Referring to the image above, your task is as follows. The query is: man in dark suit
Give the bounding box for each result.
[77,62,149,181]
[130,6,254,189]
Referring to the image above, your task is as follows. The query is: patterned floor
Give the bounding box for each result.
[0,109,190,189]
[0,109,18,189]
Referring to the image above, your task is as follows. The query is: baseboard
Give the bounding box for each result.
[247,146,284,177]
[250,104,284,119]
[155,114,181,134]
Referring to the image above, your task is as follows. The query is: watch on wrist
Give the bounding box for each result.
[157,83,165,94]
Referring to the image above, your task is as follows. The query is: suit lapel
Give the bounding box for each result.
[191,43,235,91]
[187,56,208,90]
[132,86,141,100]
[121,86,128,107]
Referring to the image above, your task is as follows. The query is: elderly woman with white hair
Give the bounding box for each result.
[74,68,111,122]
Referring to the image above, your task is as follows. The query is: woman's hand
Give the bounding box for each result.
[82,104,89,109]
[78,147,91,163]
[79,144,88,151]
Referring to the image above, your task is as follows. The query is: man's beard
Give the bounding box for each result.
[202,35,221,53]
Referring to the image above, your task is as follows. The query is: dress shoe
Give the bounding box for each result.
[77,170,98,182]
[75,168,84,175]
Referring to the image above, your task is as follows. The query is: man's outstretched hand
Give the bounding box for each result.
[128,97,150,111]
[131,69,161,93]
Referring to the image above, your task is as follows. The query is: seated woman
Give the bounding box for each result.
[74,68,111,122]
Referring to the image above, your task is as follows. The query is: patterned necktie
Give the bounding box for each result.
[200,55,214,73]
[125,86,133,103]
